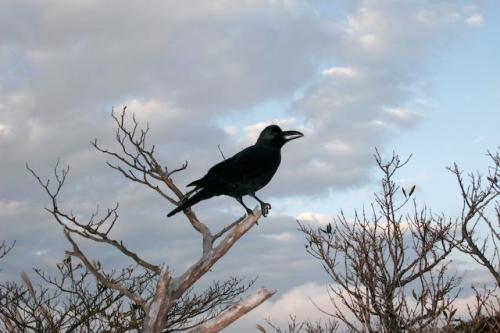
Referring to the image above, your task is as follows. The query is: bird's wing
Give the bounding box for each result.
[187,145,278,188]
[187,155,236,188]
[211,145,280,187]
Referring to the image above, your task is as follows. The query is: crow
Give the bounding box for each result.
[167,125,303,217]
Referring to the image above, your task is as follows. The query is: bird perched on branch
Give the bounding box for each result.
[167,125,303,218]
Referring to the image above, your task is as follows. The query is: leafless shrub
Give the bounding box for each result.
[264,150,500,333]
[257,315,339,333]
[1,257,254,332]
[0,240,15,261]
[1,259,151,332]
[298,151,459,333]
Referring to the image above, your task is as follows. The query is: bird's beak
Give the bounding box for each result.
[283,130,304,142]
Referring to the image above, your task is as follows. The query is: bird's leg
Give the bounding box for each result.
[236,197,254,216]
[250,193,271,217]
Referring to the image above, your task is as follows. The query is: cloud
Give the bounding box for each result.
[296,212,331,226]
[238,0,474,196]
[241,118,304,146]
[230,282,333,331]
[0,0,334,204]
[231,265,498,332]
[0,123,10,136]
[261,231,296,242]
[322,66,359,78]
[1,0,335,118]
[465,14,484,27]
[0,0,479,202]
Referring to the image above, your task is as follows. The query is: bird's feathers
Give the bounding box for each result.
[187,145,280,191]
[166,188,212,217]
[187,155,236,188]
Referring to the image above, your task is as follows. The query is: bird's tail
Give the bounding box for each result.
[167,189,211,217]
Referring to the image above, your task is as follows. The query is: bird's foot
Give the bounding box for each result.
[245,208,254,216]
[261,203,272,217]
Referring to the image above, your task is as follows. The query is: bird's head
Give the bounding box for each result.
[255,124,304,148]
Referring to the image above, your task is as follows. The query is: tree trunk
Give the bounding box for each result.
[142,269,172,333]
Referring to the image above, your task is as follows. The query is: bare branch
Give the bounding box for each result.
[217,145,226,160]
[450,150,500,285]
[188,287,276,333]
[0,240,15,260]
[213,214,248,242]
[63,230,146,307]
[173,209,262,297]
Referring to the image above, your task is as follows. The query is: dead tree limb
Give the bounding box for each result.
[188,287,276,333]
[0,241,15,261]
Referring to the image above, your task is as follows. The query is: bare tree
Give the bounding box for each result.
[455,285,499,332]
[1,260,152,332]
[0,240,17,330]
[22,107,275,332]
[448,150,500,285]
[0,240,15,261]
[257,316,339,333]
[1,258,255,332]
[298,151,459,333]
[443,149,500,332]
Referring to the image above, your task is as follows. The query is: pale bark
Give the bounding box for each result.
[172,209,262,298]
[143,209,263,332]
[188,288,276,333]
[143,268,172,333]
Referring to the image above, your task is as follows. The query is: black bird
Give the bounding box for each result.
[167,125,303,217]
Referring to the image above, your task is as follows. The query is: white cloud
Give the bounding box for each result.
[465,14,484,27]
[253,0,479,196]
[241,118,302,146]
[385,107,413,119]
[124,99,179,120]
[384,107,422,128]
[223,126,237,137]
[296,212,331,226]
[324,139,353,156]
[359,33,377,46]
[262,231,296,242]
[0,200,22,216]
[32,249,49,256]
[233,282,334,331]
[0,123,9,136]
[321,66,359,78]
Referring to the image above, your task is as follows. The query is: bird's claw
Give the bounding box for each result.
[246,208,254,216]
[261,203,271,217]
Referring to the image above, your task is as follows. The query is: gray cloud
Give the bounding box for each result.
[235,0,474,196]
[1,0,333,116]
[0,0,476,200]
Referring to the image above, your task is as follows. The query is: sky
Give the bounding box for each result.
[1,0,499,331]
